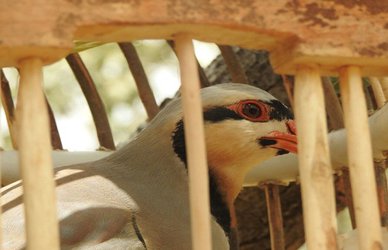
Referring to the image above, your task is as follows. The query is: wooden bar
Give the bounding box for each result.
[321,77,357,228]
[374,160,388,227]
[322,77,344,131]
[175,35,212,250]
[378,77,388,99]
[167,40,211,88]
[0,69,18,148]
[340,169,357,228]
[66,53,115,150]
[218,45,249,84]
[370,77,388,227]
[369,77,386,108]
[46,98,63,150]
[339,66,382,249]
[16,58,59,250]
[294,66,337,250]
[119,42,159,120]
[264,184,285,250]
[366,85,377,111]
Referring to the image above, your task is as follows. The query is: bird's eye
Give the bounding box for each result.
[234,100,269,122]
[242,103,261,118]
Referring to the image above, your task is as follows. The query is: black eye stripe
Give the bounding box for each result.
[203,107,243,122]
[264,100,294,121]
[202,100,293,123]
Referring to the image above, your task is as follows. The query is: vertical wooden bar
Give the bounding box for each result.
[175,35,212,250]
[321,77,357,229]
[365,85,376,110]
[167,40,211,88]
[322,77,344,130]
[369,77,386,108]
[340,169,357,228]
[264,184,285,250]
[16,58,59,250]
[339,66,382,250]
[370,77,388,227]
[294,66,337,250]
[378,77,388,99]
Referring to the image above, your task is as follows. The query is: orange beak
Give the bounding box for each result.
[259,120,298,154]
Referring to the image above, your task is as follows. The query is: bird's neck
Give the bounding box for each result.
[171,119,246,239]
[208,170,233,237]
[209,166,246,230]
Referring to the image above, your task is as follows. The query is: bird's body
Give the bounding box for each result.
[2,83,296,250]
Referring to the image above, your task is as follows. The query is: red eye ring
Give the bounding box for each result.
[228,100,270,122]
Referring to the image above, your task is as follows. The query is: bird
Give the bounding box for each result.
[1,83,297,250]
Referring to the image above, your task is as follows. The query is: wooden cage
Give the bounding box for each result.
[1,1,388,249]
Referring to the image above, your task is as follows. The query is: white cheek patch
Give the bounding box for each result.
[204,119,284,166]
[205,119,289,147]
[249,120,289,138]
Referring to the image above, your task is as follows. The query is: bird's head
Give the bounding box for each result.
[166,83,297,203]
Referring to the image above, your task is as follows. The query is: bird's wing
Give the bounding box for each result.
[2,167,146,250]
[58,206,146,250]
